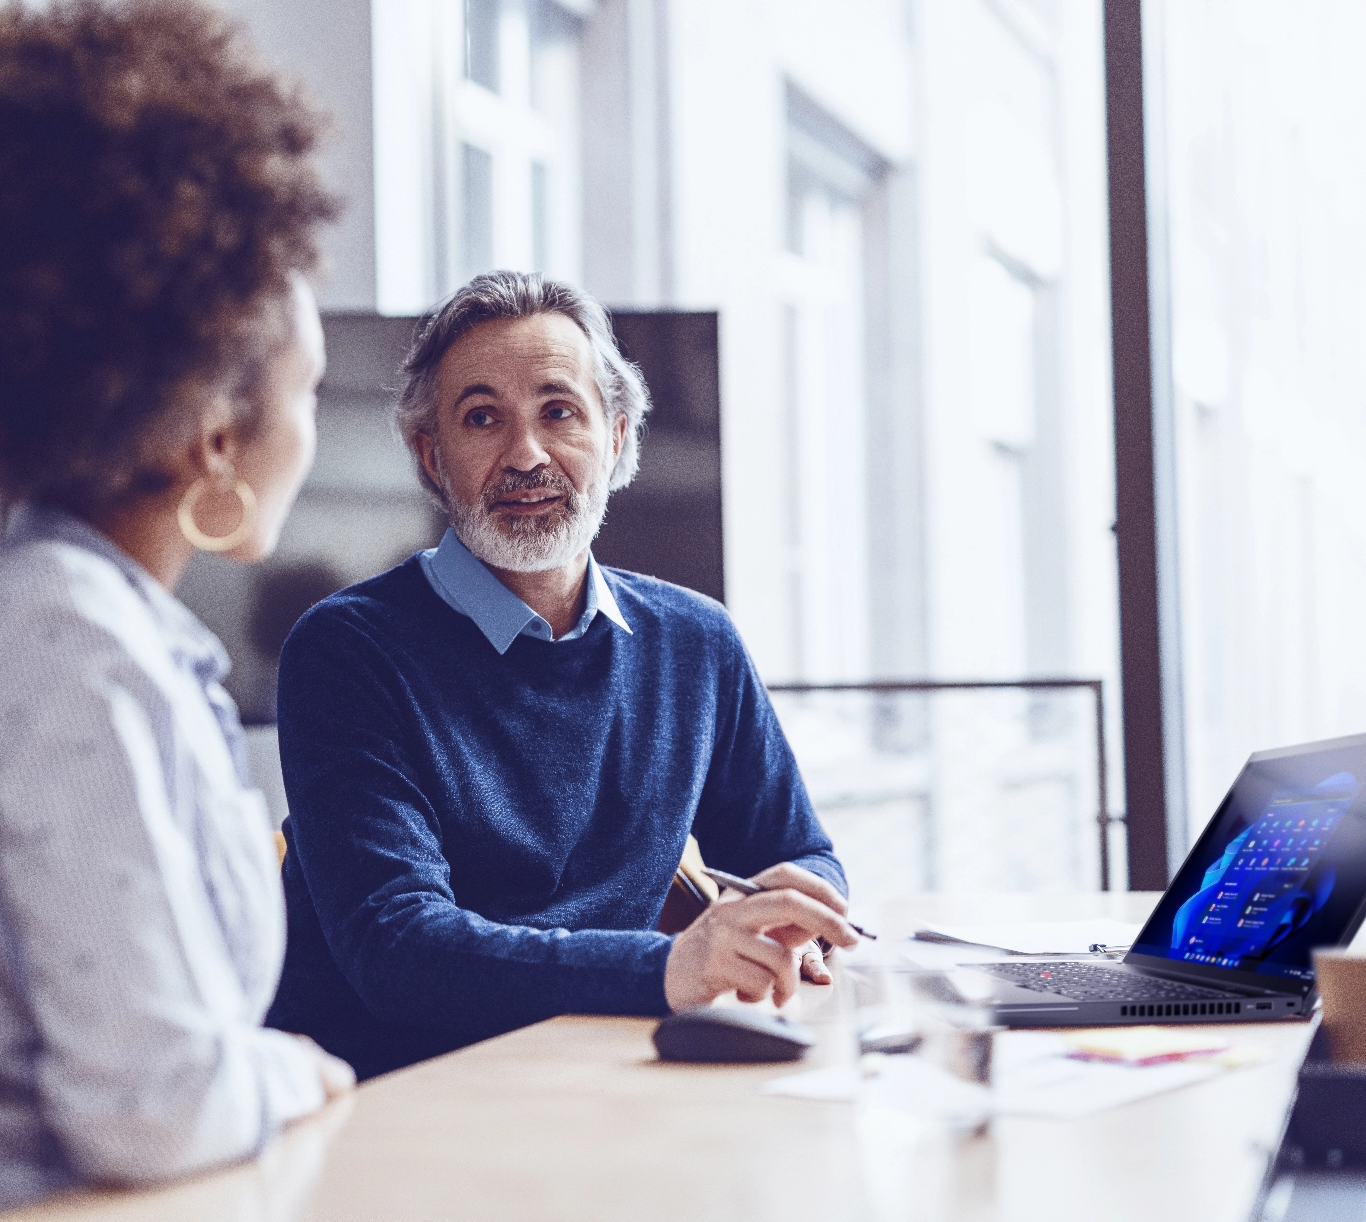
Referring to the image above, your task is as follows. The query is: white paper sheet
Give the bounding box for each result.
[911,919,1143,956]
[992,1053,1219,1119]
[761,1058,989,1123]
[761,1030,1262,1120]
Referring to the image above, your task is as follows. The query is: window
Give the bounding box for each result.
[967,253,1037,680]
[460,143,495,281]
[373,0,583,314]
[531,159,549,273]
[779,93,883,683]
[463,0,500,92]
[1155,1,1366,848]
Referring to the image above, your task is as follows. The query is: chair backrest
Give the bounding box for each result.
[656,835,717,934]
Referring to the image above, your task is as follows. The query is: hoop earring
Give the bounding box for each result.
[177,478,258,552]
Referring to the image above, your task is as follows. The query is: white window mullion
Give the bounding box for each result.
[373,0,584,307]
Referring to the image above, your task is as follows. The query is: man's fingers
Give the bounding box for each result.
[800,943,831,984]
[739,947,799,1007]
[712,921,801,1006]
[663,880,850,1013]
[727,952,779,1003]
[727,889,857,948]
[771,922,818,949]
[749,862,849,916]
[735,933,801,1001]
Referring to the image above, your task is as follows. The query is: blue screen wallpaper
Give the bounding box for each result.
[1133,743,1366,983]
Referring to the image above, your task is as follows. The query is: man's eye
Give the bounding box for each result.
[466,409,495,427]
[546,405,573,420]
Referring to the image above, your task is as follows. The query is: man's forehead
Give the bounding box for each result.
[436,313,595,385]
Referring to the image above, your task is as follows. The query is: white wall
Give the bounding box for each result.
[659,0,914,678]
[214,0,378,312]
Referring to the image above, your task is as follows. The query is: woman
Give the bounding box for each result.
[0,0,354,1207]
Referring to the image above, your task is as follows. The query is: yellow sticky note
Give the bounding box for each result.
[1063,1027,1231,1066]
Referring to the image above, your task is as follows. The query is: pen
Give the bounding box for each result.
[701,867,878,940]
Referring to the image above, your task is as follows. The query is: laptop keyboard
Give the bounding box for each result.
[977,960,1237,1003]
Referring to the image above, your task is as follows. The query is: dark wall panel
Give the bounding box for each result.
[595,310,725,604]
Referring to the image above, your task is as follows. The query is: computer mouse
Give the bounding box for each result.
[652,1006,817,1063]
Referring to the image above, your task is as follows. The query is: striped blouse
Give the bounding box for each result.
[0,506,324,1208]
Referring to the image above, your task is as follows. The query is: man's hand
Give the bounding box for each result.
[749,862,847,986]
[798,940,832,984]
[663,863,856,1011]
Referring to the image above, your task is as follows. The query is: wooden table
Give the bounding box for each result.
[10,894,1314,1222]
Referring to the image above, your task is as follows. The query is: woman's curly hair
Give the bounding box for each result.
[0,0,338,514]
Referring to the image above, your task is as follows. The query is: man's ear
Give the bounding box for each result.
[414,431,443,492]
[611,412,628,459]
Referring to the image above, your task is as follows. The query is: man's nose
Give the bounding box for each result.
[501,418,552,472]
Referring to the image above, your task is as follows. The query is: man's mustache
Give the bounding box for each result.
[482,469,576,508]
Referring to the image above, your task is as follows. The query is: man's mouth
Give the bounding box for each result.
[491,492,563,515]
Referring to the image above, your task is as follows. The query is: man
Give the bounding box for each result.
[268,272,855,1079]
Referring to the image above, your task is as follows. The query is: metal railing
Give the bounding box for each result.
[766,679,1122,891]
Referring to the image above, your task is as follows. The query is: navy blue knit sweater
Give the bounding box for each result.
[266,557,843,1079]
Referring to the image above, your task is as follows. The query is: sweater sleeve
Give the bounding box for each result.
[689,623,848,897]
[276,608,672,1042]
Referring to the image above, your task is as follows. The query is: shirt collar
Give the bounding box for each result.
[4,503,231,685]
[419,527,631,655]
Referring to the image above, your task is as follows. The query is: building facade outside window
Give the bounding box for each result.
[374,0,583,313]
[1156,0,1366,851]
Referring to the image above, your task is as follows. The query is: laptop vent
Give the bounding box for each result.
[1119,1002,1241,1018]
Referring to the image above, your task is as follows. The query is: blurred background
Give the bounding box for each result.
[186,0,1366,902]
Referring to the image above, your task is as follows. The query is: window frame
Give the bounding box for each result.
[1104,0,1188,888]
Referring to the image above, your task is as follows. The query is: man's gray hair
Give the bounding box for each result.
[395,271,650,504]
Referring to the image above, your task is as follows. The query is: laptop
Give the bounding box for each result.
[960,732,1366,1027]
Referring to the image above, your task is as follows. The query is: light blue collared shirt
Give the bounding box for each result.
[419,528,632,654]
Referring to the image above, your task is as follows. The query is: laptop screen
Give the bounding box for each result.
[1131,735,1366,984]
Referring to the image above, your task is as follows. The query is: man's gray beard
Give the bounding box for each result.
[448,469,609,573]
